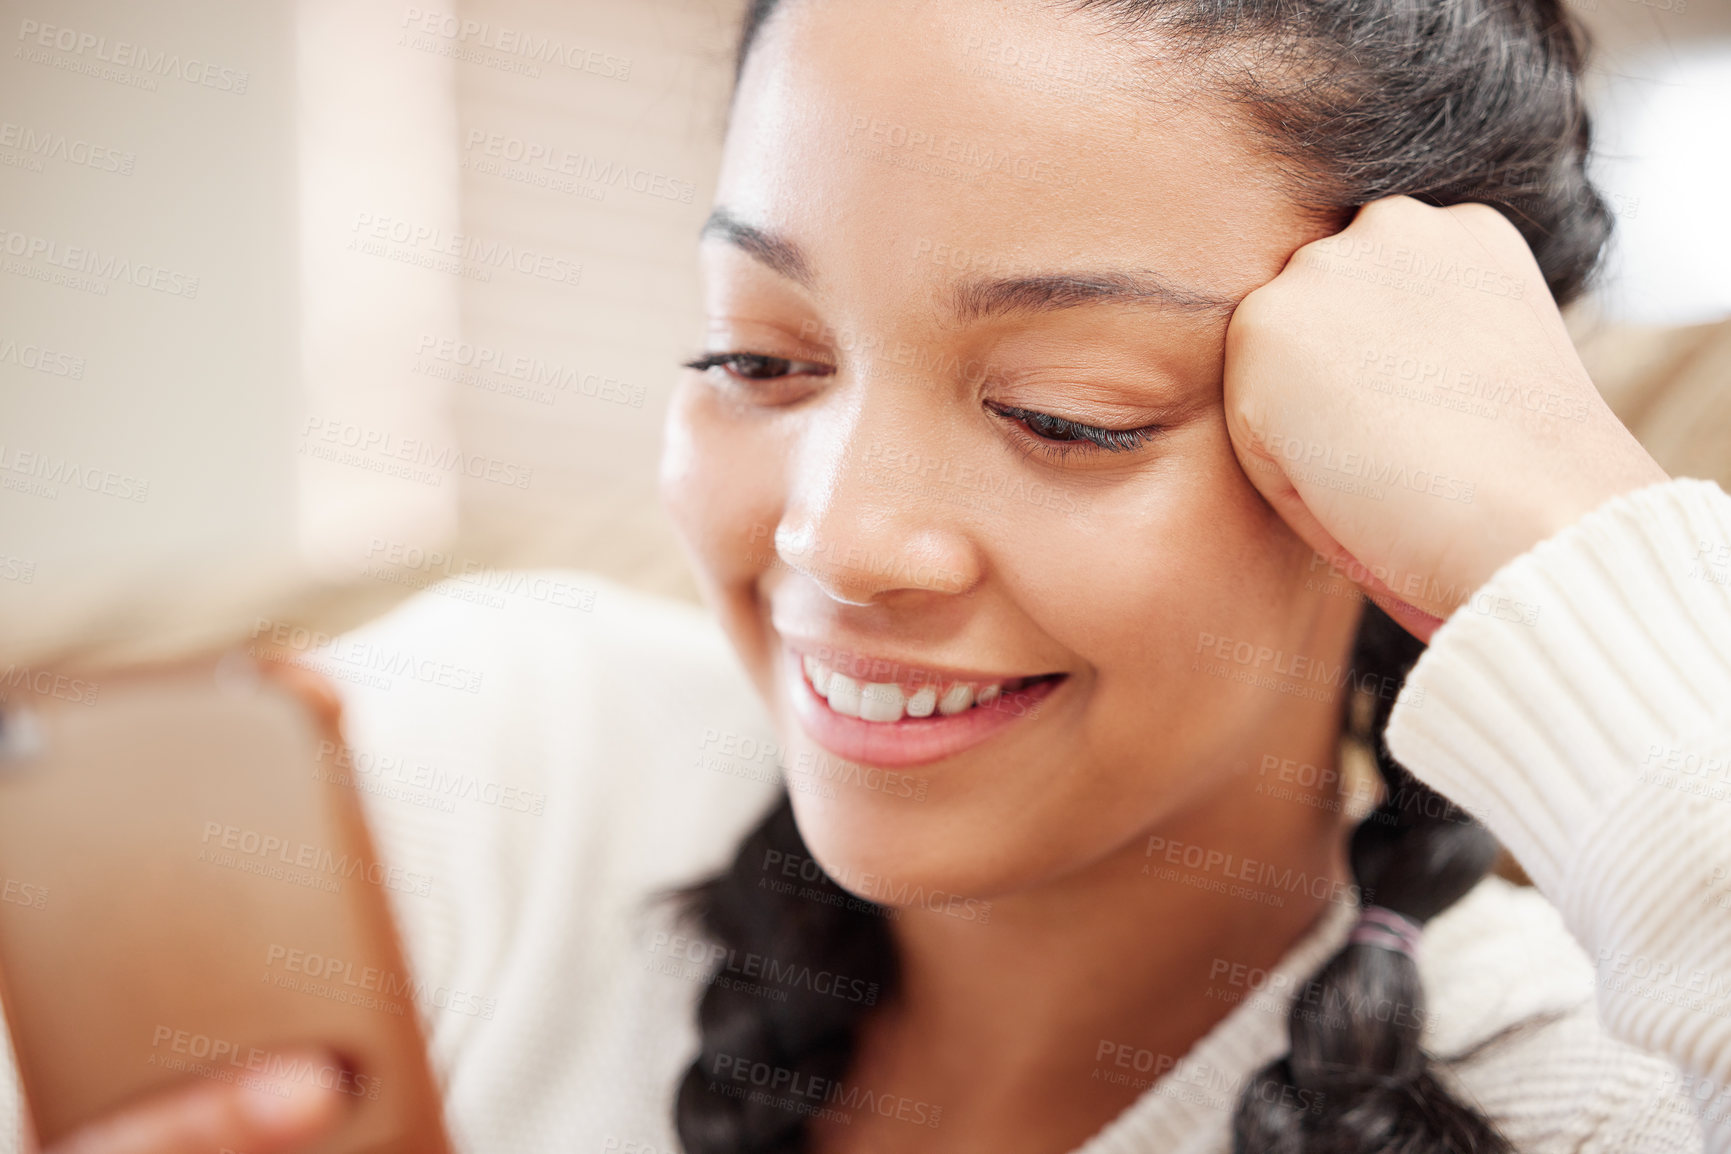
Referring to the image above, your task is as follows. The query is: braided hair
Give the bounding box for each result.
[673,796,897,1154]
[1231,607,1505,1153]
[676,1,1611,1150]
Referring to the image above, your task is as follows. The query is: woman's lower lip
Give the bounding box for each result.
[782,649,1064,769]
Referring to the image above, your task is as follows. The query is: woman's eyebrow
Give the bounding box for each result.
[700,207,813,287]
[700,206,1241,320]
[951,271,1239,321]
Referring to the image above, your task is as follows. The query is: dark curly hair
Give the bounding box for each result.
[675,2,1610,1151]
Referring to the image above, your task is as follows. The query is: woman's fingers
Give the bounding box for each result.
[1227,423,1353,570]
[252,657,344,731]
[42,1046,349,1154]
[1224,195,1667,636]
[1233,429,1447,642]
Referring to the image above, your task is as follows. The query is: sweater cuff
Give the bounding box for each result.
[1385,477,1731,895]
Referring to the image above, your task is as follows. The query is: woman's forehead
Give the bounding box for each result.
[717,0,1320,307]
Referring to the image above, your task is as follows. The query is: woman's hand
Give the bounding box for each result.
[1223,195,1669,641]
[35,1046,348,1154]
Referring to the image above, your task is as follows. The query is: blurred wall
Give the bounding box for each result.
[1,0,308,664]
[0,0,742,669]
[1571,0,1731,327]
[444,0,742,598]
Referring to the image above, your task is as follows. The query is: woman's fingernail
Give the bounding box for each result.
[235,1046,352,1132]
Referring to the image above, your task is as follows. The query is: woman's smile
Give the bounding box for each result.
[781,639,1069,767]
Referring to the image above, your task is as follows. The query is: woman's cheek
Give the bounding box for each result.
[661,379,787,595]
[990,444,1307,696]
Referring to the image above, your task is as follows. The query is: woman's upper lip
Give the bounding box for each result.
[782,636,1063,686]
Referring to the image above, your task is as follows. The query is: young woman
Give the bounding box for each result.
[32,1,1731,1152]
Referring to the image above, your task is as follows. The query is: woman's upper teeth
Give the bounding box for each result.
[802,654,1014,723]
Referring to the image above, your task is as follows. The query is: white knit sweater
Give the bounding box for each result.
[1388,476,1731,1152]
[3,479,1730,1153]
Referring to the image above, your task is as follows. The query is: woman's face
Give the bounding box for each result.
[662,0,1361,899]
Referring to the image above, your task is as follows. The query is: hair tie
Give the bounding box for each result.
[1348,905,1424,957]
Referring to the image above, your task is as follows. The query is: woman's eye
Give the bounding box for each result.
[987,401,1160,456]
[681,352,833,382]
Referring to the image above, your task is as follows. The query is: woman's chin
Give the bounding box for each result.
[781,782,1086,916]
[783,788,999,908]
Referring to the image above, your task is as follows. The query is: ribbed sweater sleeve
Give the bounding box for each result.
[1387,478,1731,1150]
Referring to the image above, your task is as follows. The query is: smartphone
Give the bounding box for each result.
[0,654,453,1153]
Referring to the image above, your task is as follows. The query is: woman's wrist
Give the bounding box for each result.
[1387,477,1731,892]
[1457,448,1672,598]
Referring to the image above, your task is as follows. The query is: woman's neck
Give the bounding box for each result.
[812,719,1354,1154]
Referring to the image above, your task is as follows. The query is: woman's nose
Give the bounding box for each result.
[774,401,983,606]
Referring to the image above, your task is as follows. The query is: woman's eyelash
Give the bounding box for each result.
[681,352,833,381]
[681,358,1156,456]
[987,402,1160,454]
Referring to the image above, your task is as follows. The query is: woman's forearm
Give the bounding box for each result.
[1389,477,1731,1144]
